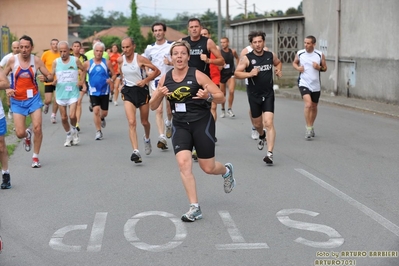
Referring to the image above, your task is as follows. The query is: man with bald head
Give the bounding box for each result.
[0,40,20,119]
[51,41,87,147]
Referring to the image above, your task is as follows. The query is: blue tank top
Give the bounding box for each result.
[88,58,109,96]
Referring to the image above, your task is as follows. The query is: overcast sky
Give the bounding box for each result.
[78,0,301,19]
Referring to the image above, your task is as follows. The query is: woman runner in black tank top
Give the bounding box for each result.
[149,40,236,223]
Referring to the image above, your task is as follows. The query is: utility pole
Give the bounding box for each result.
[244,0,247,18]
[218,0,222,44]
[225,0,230,27]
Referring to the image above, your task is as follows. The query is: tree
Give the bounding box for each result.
[298,1,303,14]
[127,0,146,53]
[286,7,300,15]
[101,36,122,50]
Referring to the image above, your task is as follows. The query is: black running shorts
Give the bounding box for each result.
[44,85,56,93]
[121,85,150,108]
[90,95,109,110]
[299,86,321,103]
[172,113,216,159]
[247,92,275,118]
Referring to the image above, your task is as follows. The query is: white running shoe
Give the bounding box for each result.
[72,129,80,145]
[227,109,235,117]
[165,120,172,139]
[251,127,259,140]
[257,130,266,150]
[64,134,73,147]
[220,109,225,118]
[143,135,152,155]
[305,128,312,139]
[51,115,57,124]
[157,135,168,150]
[263,151,273,165]
[95,130,103,140]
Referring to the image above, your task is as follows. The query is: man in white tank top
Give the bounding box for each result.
[292,35,327,139]
[118,37,160,163]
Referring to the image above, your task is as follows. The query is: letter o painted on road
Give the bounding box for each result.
[124,211,187,252]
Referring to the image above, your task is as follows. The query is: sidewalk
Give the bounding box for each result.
[275,87,399,118]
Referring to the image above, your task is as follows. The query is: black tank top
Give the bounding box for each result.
[182,36,210,77]
[245,51,274,97]
[164,67,210,122]
[220,48,235,76]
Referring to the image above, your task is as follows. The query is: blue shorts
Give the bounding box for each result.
[11,93,44,116]
[0,117,7,136]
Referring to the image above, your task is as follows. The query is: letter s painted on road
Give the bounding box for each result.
[276,209,344,248]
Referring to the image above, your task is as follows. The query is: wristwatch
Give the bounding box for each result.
[206,93,213,103]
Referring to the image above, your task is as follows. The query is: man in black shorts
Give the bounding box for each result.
[41,39,60,123]
[71,41,88,132]
[219,37,239,118]
[235,31,282,165]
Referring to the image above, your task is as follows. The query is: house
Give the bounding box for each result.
[0,0,82,56]
[81,26,186,49]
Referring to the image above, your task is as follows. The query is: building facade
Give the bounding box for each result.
[303,0,399,104]
[0,0,81,55]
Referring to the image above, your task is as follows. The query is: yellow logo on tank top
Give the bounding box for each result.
[168,86,191,101]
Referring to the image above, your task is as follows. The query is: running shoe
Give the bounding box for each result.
[305,128,312,139]
[257,130,266,150]
[7,111,13,120]
[64,134,73,147]
[76,122,80,132]
[101,118,106,128]
[222,163,235,193]
[89,105,93,112]
[31,158,41,168]
[165,120,172,139]
[192,149,198,161]
[263,151,273,165]
[311,128,315,138]
[157,135,168,150]
[143,135,152,155]
[114,101,118,106]
[1,173,11,189]
[51,115,57,124]
[95,130,103,140]
[220,109,225,118]
[72,129,80,145]
[227,108,235,118]
[251,127,259,140]
[23,128,32,152]
[43,104,49,114]
[130,150,142,163]
[181,205,202,222]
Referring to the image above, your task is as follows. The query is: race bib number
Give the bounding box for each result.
[175,103,186,112]
[27,89,33,98]
[224,64,230,69]
[65,86,73,92]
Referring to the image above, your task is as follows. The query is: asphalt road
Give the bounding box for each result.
[0,90,398,266]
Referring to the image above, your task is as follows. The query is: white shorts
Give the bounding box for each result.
[56,98,78,106]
